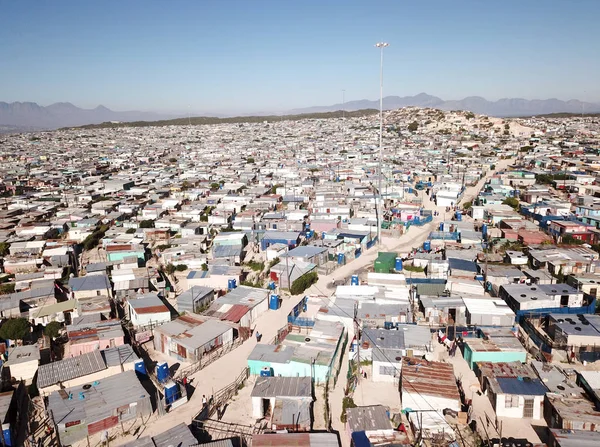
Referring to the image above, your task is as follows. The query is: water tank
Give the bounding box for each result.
[156,362,169,383]
[228,279,237,290]
[260,367,272,377]
[395,257,403,271]
[269,294,280,310]
[134,360,147,376]
[455,211,462,221]
[351,275,359,286]
[164,381,179,405]
[423,241,431,252]
[337,253,345,265]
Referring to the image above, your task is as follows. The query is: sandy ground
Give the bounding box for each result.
[78,159,512,447]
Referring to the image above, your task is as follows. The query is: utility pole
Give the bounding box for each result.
[375,42,389,247]
[354,300,360,385]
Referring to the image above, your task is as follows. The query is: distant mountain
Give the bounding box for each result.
[290,93,600,117]
[0,102,177,130]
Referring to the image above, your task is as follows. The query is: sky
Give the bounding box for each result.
[1,0,599,114]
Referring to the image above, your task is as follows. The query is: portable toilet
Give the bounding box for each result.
[260,367,272,377]
[395,257,403,271]
[337,253,345,265]
[134,360,147,377]
[351,275,359,286]
[228,279,237,290]
[455,211,462,221]
[268,281,276,290]
[482,224,488,238]
[423,241,431,252]
[439,222,444,231]
[164,381,179,405]
[156,362,169,383]
[269,294,280,310]
[2,423,11,447]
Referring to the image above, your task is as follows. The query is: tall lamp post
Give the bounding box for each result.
[375,42,389,246]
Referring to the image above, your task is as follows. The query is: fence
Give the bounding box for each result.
[175,336,246,379]
[193,367,250,423]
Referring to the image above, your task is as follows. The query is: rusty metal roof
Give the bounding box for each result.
[401,358,460,401]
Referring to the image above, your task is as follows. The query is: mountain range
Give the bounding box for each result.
[290,93,600,117]
[0,102,176,130]
[1,93,600,131]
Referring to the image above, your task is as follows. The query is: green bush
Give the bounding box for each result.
[246,260,264,272]
[502,197,520,210]
[44,321,62,339]
[340,396,357,423]
[126,228,136,234]
[268,257,280,269]
[165,264,176,275]
[0,283,15,295]
[0,318,30,340]
[403,264,425,273]
[290,271,318,295]
[0,242,10,256]
[175,264,188,272]
[139,220,155,229]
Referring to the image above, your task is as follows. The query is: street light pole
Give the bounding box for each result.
[375,42,389,246]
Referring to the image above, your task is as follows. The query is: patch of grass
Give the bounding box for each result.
[246,260,264,272]
[403,264,425,273]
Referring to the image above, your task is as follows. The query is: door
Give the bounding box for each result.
[523,398,534,418]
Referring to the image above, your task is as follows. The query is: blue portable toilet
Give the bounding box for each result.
[269,294,280,310]
[337,253,345,265]
[2,423,11,447]
[156,362,169,383]
[439,222,444,231]
[164,381,179,405]
[395,257,403,271]
[413,216,420,224]
[134,360,147,376]
[268,281,276,290]
[482,224,488,238]
[228,279,237,290]
[351,275,359,286]
[260,367,272,377]
[455,211,462,221]
[423,241,431,252]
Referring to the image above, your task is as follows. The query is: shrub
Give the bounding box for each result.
[290,271,318,295]
[139,220,155,229]
[502,197,520,210]
[175,264,188,272]
[44,321,62,339]
[0,242,10,256]
[0,283,15,295]
[126,228,136,234]
[403,264,425,273]
[0,318,30,340]
[165,264,176,275]
[246,260,264,272]
[340,396,357,423]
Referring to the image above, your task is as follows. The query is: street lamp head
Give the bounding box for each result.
[375,42,389,48]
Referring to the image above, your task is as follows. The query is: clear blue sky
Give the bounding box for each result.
[2,0,599,114]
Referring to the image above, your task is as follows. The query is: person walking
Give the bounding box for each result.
[202,394,207,407]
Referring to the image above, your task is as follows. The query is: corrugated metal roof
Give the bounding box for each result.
[272,398,311,429]
[252,433,339,447]
[251,376,312,398]
[346,405,392,432]
[151,422,197,447]
[47,370,150,434]
[68,274,111,292]
[37,350,106,389]
[401,358,460,402]
[497,377,547,396]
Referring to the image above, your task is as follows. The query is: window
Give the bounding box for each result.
[505,395,519,408]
